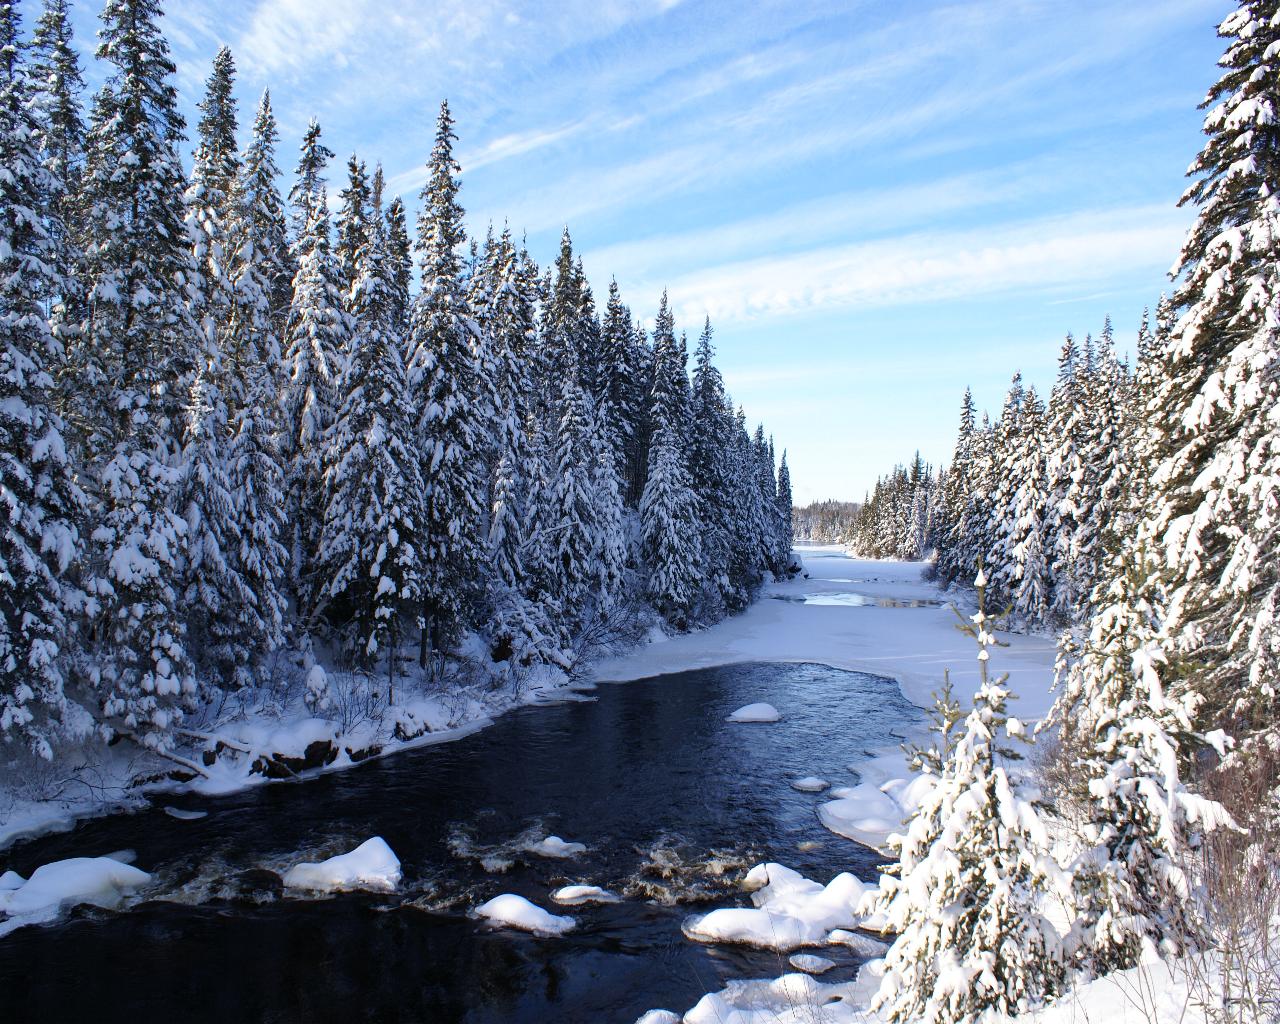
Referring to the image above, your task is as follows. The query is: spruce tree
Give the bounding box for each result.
[335,154,370,298]
[689,317,734,611]
[288,118,334,244]
[1147,0,1280,746]
[641,422,704,630]
[28,0,85,351]
[406,100,486,661]
[384,194,412,334]
[873,570,1064,1023]
[280,191,348,608]
[318,221,425,676]
[0,0,86,758]
[78,0,203,752]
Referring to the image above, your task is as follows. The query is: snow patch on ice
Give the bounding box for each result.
[791,776,829,792]
[474,893,575,935]
[281,836,401,893]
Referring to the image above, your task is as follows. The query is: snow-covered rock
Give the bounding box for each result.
[634,1011,680,1024]
[827,928,889,956]
[282,837,401,893]
[791,776,829,792]
[474,893,575,935]
[524,835,586,858]
[788,952,836,973]
[727,702,780,723]
[551,884,619,905]
[681,971,869,1024]
[0,856,150,919]
[683,862,877,951]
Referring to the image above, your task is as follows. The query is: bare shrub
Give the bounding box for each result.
[1186,743,1280,1024]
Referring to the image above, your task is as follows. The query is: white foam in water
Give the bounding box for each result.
[551,884,619,905]
[474,893,575,935]
[282,837,401,893]
[727,702,780,723]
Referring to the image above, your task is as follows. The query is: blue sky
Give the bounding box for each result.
[67,0,1231,502]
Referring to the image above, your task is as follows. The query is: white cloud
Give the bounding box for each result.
[641,205,1189,326]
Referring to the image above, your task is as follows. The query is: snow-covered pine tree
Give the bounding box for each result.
[406,100,486,662]
[177,50,242,680]
[288,118,334,245]
[77,0,203,754]
[598,279,646,506]
[547,360,604,642]
[935,388,977,587]
[689,318,734,612]
[0,0,86,758]
[1044,334,1090,622]
[725,404,768,597]
[1053,543,1232,974]
[1001,387,1052,629]
[334,154,370,298]
[873,568,1064,1024]
[186,45,238,328]
[231,90,292,358]
[317,217,425,678]
[28,0,85,352]
[384,194,412,335]
[776,450,795,571]
[280,190,348,610]
[641,422,704,630]
[1147,0,1280,748]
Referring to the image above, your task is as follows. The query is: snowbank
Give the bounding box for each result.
[727,702,781,723]
[683,862,879,951]
[281,837,401,893]
[0,855,150,934]
[551,884,618,905]
[473,893,575,935]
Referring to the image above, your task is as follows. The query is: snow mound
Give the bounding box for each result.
[634,1012,680,1024]
[474,893,575,935]
[0,856,150,921]
[282,837,401,893]
[727,702,780,723]
[682,972,866,1024]
[524,835,587,858]
[163,807,208,821]
[789,952,836,973]
[551,884,619,905]
[791,776,829,792]
[683,862,877,951]
[820,774,937,851]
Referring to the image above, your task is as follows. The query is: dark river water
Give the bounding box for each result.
[0,661,918,1024]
